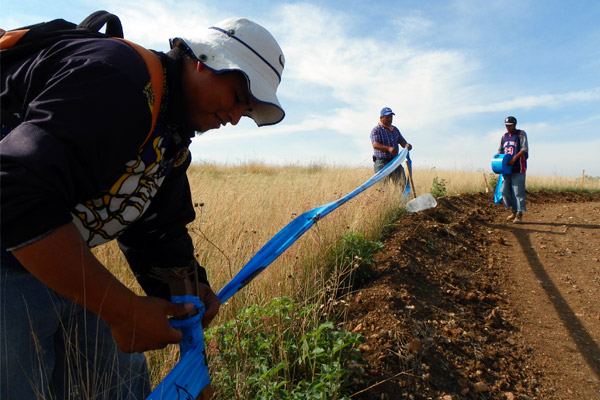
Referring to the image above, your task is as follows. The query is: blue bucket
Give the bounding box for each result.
[491,153,513,174]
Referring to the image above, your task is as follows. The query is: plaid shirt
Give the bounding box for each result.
[370,123,407,159]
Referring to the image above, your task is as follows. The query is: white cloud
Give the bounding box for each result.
[275,3,483,133]
[460,88,600,114]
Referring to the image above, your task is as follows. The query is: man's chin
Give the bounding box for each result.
[192,125,209,135]
[193,124,221,135]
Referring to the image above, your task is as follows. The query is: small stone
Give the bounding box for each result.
[407,338,422,354]
[473,382,489,393]
[358,344,370,352]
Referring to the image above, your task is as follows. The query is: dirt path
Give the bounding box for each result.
[490,197,600,399]
[345,191,600,399]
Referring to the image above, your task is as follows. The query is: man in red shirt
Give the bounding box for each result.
[498,116,529,223]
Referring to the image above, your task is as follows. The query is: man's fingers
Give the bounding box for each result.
[169,301,195,317]
[202,297,220,328]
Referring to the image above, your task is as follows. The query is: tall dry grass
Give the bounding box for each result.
[412,168,600,196]
[92,162,599,389]
[169,163,406,320]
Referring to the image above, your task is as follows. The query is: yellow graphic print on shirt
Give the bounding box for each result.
[71,135,169,248]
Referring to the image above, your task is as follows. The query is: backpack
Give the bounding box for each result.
[0,10,163,149]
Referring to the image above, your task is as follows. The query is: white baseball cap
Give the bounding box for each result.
[170,17,285,126]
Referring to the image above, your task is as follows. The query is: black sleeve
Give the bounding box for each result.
[117,150,209,299]
[1,39,151,250]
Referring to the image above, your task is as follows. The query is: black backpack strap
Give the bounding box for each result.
[78,10,124,38]
[1,19,78,67]
[1,11,124,68]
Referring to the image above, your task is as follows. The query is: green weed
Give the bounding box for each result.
[205,297,365,399]
[430,177,448,198]
[488,174,499,190]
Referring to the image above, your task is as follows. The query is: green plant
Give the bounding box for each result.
[430,176,447,198]
[205,297,365,399]
[338,233,383,268]
[333,233,384,292]
[488,174,498,190]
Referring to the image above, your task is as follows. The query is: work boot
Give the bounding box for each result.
[513,212,523,223]
[506,211,516,221]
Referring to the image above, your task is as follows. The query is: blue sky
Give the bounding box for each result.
[3,0,599,177]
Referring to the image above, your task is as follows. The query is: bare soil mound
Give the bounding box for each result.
[344,191,600,399]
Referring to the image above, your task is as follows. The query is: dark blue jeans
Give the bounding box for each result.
[0,253,151,399]
[374,158,406,187]
[501,172,527,212]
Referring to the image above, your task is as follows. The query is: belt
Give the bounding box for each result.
[373,155,392,162]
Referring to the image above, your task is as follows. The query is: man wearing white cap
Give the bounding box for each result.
[370,107,413,186]
[1,12,284,399]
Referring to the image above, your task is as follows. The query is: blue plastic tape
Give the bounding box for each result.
[216,148,409,303]
[494,174,504,204]
[147,296,209,400]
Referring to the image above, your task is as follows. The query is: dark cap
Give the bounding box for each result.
[504,116,517,125]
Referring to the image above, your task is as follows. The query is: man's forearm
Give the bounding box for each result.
[513,150,526,161]
[12,221,214,353]
[12,222,138,326]
[372,141,394,153]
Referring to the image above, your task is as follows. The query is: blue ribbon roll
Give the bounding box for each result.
[491,153,513,175]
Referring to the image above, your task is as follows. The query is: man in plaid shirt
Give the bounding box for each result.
[370,107,412,186]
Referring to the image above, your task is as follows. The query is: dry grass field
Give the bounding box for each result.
[91,163,599,391]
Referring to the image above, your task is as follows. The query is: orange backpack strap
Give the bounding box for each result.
[0,29,29,49]
[115,38,164,150]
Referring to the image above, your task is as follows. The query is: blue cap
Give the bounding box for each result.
[380,107,395,117]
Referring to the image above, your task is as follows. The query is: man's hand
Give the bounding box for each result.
[109,295,195,353]
[110,284,220,353]
[196,283,220,328]
[508,150,525,166]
